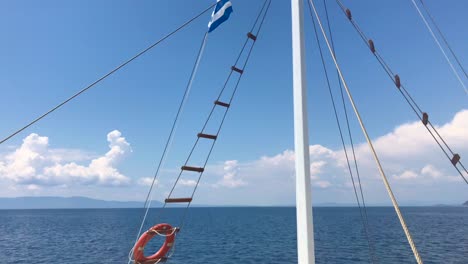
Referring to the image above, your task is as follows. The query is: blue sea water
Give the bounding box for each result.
[0,207,467,263]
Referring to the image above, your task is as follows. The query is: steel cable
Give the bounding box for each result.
[334,0,468,184]
[0,3,217,146]
[305,1,376,262]
[130,1,272,263]
[308,0,424,262]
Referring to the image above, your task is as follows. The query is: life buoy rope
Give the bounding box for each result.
[133,223,177,264]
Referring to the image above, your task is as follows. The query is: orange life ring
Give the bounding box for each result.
[133,223,176,264]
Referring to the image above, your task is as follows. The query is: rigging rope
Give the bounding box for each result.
[321,2,375,261]
[166,0,271,233]
[0,2,216,147]
[334,0,468,185]
[411,0,468,95]
[129,1,272,262]
[305,1,375,263]
[129,32,210,264]
[308,1,424,263]
[417,0,468,80]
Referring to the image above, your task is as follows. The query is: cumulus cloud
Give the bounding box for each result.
[138,177,158,186]
[421,165,442,179]
[26,184,41,191]
[210,146,335,190]
[213,160,247,188]
[200,109,467,205]
[0,130,132,187]
[179,179,198,187]
[392,164,459,183]
[1,109,465,205]
[310,161,327,176]
[350,110,468,184]
[356,110,468,162]
[314,180,331,188]
[393,170,418,180]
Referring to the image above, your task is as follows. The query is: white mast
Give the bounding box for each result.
[291,0,315,263]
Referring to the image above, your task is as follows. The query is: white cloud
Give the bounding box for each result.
[314,180,331,188]
[179,179,198,187]
[393,170,418,180]
[138,177,158,187]
[421,165,442,179]
[1,109,465,205]
[213,160,247,188]
[310,161,326,178]
[26,184,41,191]
[350,110,468,185]
[209,146,336,192]
[0,133,50,183]
[196,109,467,205]
[0,130,132,187]
[356,110,468,162]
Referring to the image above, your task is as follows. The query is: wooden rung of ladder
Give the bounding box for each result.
[422,112,429,126]
[165,198,193,203]
[214,100,230,108]
[181,166,204,173]
[231,66,244,74]
[198,133,217,140]
[451,154,460,166]
[247,32,257,41]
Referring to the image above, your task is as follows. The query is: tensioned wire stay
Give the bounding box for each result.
[308,0,424,263]
[0,3,217,147]
[322,0,377,262]
[305,0,376,262]
[334,0,468,185]
[415,0,468,80]
[129,31,211,264]
[411,0,468,95]
[155,0,272,239]
[129,1,272,263]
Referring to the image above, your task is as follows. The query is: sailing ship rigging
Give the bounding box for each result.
[0,0,466,263]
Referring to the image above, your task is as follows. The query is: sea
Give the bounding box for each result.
[0,207,466,263]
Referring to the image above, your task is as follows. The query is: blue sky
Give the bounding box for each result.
[0,0,466,205]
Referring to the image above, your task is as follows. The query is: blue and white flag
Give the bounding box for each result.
[208,0,233,33]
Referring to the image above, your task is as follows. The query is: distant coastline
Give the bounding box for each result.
[0,196,162,210]
[0,196,465,209]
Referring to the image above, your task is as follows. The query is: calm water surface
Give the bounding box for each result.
[0,207,467,263]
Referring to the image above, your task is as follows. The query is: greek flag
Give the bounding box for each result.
[208,0,233,33]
